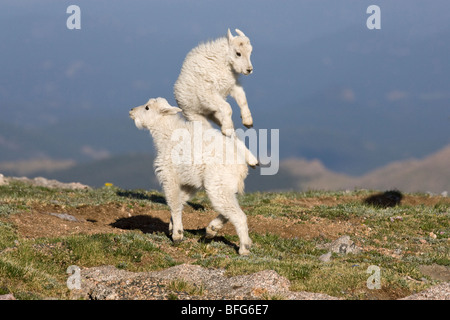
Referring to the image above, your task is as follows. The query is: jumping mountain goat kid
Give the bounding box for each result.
[129,97,257,255]
[174,29,254,136]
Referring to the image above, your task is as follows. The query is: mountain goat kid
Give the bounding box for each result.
[129,97,257,255]
[174,28,254,136]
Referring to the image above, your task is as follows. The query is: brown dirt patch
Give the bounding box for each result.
[4,201,367,242]
[7,191,443,242]
[4,191,445,242]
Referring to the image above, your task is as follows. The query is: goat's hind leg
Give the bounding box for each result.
[199,93,234,136]
[205,214,228,239]
[207,190,252,255]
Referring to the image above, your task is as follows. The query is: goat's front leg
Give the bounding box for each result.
[230,84,253,128]
[164,186,184,243]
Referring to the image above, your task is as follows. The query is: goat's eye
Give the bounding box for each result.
[236,52,241,57]
[145,106,149,110]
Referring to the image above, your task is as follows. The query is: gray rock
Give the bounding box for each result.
[31,177,90,190]
[317,235,362,255]
[418,264,450,282]
[0,175,91,190]
[0,294,16,300]
[48,213,79,222]
[89,283,119,300]
[400,282,450,300]
[319,252,332,262]
[75,264,340,300]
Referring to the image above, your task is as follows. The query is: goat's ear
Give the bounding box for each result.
[227,28,234,43]
[161,106,182,115]
[235,29,246,37]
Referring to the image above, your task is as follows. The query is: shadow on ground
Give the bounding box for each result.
[363,190,403,208]
[116,190,205,210]
[110,215,239,252]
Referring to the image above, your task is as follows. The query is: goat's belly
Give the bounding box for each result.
[176,166,203,189]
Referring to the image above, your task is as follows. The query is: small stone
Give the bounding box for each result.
[319,252,332,263]
[0,294,16,300]
[327,236,362,254]
[49,213,78,222]
[390,216,403,222]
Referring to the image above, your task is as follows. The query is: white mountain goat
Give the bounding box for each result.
[129,97,257,255]
[174,28,254,136]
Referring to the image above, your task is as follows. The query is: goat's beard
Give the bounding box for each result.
[133,118,144,130]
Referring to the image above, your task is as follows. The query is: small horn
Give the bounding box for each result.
[227,28,234,42]
[235,29,246,37]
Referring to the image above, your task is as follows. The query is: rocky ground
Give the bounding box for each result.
[2,262,447,300]
[2,263,448,300]
[0,175,449,300]
[72,264,341,300]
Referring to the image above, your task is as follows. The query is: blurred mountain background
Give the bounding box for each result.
[1,0,449,193]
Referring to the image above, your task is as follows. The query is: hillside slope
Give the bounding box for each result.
[355,144,450,193]
[281,144,450,193]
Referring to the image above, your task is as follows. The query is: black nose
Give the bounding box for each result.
[247,68,253,73]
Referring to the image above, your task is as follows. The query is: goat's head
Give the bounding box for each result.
[129,97,182,130]
[227,28,253,75]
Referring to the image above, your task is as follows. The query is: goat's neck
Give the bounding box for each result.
[213,37,234,75]
[149,116,186,152]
